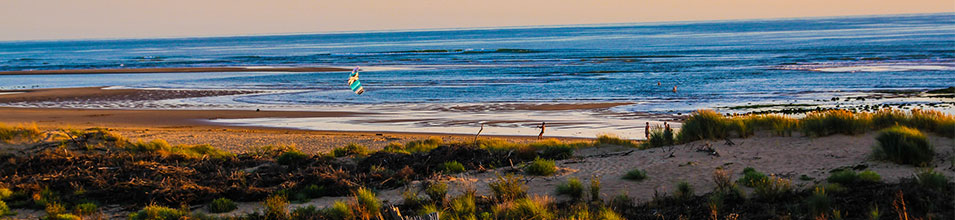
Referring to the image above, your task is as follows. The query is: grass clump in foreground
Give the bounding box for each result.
[873,126,934,166]
[208,197,238,213]
[622,169,648,181]
[332,143,370,157]
[801,109,871,137]
[0,122,42,143]
[595,135,640,148]
[525,158,557,176]
[438,161,466,174]
[127,205,189,220]
[489,174,527,202]
[737,167,769,187]
[642,126,675,148]
[492,196,554,220]
[555,178,584,201]
[827,169,881,185]
[125,139,234,159]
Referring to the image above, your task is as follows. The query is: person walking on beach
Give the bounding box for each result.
[537,122,546,140]
[645,122,650,139]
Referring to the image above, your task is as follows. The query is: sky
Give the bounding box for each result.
[1,0,953,41]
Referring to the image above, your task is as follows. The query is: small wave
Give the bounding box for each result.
[815,65,955,72]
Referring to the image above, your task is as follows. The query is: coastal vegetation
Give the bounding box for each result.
[0,108,951,219]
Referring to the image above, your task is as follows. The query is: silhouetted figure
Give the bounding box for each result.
[537,122,546,140]
[657,81,661,86]
[664,122,671,133]
[645,122,650,139]
[673,85,678,93]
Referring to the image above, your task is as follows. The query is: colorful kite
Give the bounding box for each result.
[347,66,365,95]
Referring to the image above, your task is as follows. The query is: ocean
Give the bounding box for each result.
[1,13,953,137]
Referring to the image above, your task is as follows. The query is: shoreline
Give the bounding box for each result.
[0,66,351,75]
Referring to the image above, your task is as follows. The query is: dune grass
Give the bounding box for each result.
[0,122,42,143]
[525,158,557,176]
[124,139,233,159]
[555,178,584,201]
[127,205,189,220]
[676,108,954,143]
[332,143,370,157]
[873,126,934,166]
[595,135,640,148]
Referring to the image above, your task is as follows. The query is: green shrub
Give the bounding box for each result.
[806,186,831,216]
[302,184,325,199]
[827,170,859,185]
[597,207,625,220]
[354,188,381,219]
[0,188,11,200]
[622,169,648,181]
[0,123,42,143]
[737,167,769,187]
[677,110,735,142]
[128,205,189,220]
[250,145,298,158]
[643,126,673,149]
[208,198,238,213]
[382,142,408,154]
[489,174,527,202]
[525,158,557,176]
[401,189,423,207]
[425,182,448,203]
[595,135,640,148]
[355,187,381,219]
[324,201,353,220]
[72,202,98,216]
[0,200,11,216]
[332,143,370,157]
[555,178,584,201]
[449,195,477,219]
[276,150,310,166]
[916,169,950,191]
[858,170,882,183]
[416,204,440,216]
[539,144,575,160]
[753,175,793,200]
[589,177,601,202]
[675,181,694,200]
[492,196,553,220]
[45,214,81,220]
[439,161,466,174]
[126,139,233,159]
[404,137,443,153]
[263,195,288,219]
[801,110,871,137]
[873,126,934,165]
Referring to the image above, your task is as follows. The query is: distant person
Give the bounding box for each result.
[537,122,546,140]
[657,81,661,86]
[645,122,650,139]
[672,85,678,93]
[664,122,671,133]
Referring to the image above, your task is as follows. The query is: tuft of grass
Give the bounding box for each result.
[555,178,584,201]
[332,143,370,157]
[0,188,11,200]
[595,135,640,148]
[675,181,694,200]
[208,198,238,213]
[753,175,793,200]
[324,201,354,220]
[290,205,320,219]
[0,201,11,216]
[128,205,189,220]
[524,158,557,176]
[492,196,553,220]
[806,186,831,217]
[915,169,949,191]
[263,195,289,219]
[354,187,381,219]
[827,170,859,185]
[439,161,466,174]
[597,207,625,220]
[404,137,443,153]
[676,110,738,142]
[737,167,769,187]
[276,150,309,166]
[425,182,448,203]
[873,126,934,166]
[0,122,42,143]
[589,177,601,202]
[448,194,477,219]
[45,214,81,220]
[801,109,871,137]
[537,141,576,159]
[622,169,648,181]
[488,174,527,202]
[72,202,98,216]
[249,145,298,158]
[643,126,675,148]
[125,139,233,159]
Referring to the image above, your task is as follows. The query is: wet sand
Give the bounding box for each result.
[0,66,350,75]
